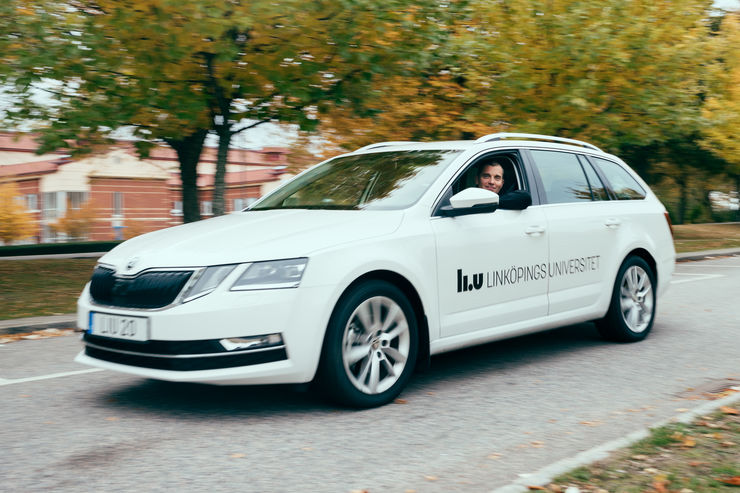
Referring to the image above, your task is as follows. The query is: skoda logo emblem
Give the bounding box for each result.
[126,257,139,271]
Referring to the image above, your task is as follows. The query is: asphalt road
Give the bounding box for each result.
[1,256,739,493]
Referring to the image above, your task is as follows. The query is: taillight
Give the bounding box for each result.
[664,211,674,238]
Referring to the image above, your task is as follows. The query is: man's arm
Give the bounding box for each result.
[499,190,532,210]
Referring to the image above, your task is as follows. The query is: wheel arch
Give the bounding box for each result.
[332,270,431,372]
[625,247,658,284]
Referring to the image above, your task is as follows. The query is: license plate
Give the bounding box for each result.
[89,312,149,342]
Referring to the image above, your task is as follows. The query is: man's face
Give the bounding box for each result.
[476,164,504,194]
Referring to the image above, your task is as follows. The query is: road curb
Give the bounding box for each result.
[0,315,77,335]
[676,247,740,262]
[491,390,740,493]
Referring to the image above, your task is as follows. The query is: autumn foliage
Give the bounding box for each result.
[49,200,97,241]
[0,183,34,244]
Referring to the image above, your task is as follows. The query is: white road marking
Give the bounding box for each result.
[671,273,724,284]
[0,368,105,386]
[678,264,740,267]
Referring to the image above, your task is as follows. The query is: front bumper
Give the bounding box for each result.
[75,282,335,385]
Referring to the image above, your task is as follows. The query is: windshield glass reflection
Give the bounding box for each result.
[251,150,462,211]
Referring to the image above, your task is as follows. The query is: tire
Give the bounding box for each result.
[596,256,656,342]
[317,280,418,408]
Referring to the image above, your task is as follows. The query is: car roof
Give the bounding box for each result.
[350,133,621,161]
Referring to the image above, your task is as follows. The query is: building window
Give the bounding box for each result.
[68,191,88,209]
[113,192,123,216]
[42,192,58,220]
[26,194,39,212]
[233,197,257,211]
[171,201,183,216]
[201,201,213,216]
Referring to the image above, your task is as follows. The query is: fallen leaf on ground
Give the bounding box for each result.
[424,475,438,481]
[681,437,697,448]
[579,420,604,427]
[395,398,408,404]
[720,406,739,415]
[631,454,649,460]
[105,417,119,421]
[230,453,246,458]
[530,441,545,448]
[527,486,546,490]
[720,441,737,447]
[716,476,740,486]
[487,453,502,460]
[688,461,706,467]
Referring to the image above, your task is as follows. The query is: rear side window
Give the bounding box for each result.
[592,157,646,200]
[530,150,593,204]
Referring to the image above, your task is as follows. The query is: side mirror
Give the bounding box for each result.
[440,188,499,217]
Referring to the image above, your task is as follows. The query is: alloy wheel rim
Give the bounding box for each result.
[619,265,654,333]
[341,296,410,395]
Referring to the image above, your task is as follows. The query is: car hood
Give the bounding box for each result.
[99,209,404,273]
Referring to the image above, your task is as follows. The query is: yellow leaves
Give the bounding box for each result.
[0,328,75,345]
[579,420,604,427]
[0,183,35,244]
[50,199,98,241]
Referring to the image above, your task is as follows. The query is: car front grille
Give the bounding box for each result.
[89,266,193,309]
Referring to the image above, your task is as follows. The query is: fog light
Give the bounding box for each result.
[219,334,284,352]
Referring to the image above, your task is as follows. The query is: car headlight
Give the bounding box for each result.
[181,264,237,303]
[231,258,308,291]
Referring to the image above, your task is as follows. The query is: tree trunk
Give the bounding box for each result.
[676,170,688,225]
[166,129,208,223]
[736,174,740,222]
[213,125,231,216]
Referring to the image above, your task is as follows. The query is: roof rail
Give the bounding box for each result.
[475,133,602,152]
[353,141,419,152]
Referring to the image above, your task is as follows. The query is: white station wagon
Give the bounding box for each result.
[75,133,675,407]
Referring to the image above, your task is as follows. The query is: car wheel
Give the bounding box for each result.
[596,256,656,342]
[318,280,418,408]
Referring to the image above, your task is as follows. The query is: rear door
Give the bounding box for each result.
[525,149,617,316]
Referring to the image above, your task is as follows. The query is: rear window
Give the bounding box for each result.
[530,150,593,204]
[592,157,646,200]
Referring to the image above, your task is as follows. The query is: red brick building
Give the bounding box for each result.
[0,133,289,243]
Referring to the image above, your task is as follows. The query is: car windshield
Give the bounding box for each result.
[251,149,462,211]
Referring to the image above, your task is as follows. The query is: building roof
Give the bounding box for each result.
[0,159,61,178]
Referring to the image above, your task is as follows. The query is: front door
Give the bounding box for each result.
[432,207,549,338]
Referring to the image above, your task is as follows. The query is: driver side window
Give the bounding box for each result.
[451,152,524,195]
[436,152,526,213]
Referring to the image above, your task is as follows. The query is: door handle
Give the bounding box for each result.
[605,218,622,228]
[525,225,545,236]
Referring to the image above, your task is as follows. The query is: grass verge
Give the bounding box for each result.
[673,223,740,253]
[552,402,740,493]
[0,258,97,319]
